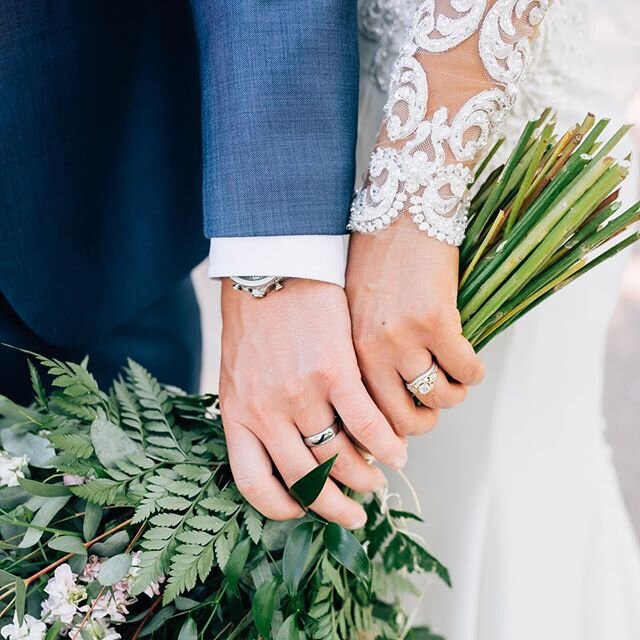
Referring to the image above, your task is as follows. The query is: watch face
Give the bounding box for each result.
[232,275,275,287]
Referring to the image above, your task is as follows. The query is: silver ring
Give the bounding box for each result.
[303,419,341,448]
[405,361,438,397]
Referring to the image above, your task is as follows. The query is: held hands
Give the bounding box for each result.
[219,227,483,526]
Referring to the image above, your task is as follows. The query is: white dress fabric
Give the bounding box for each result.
[357,1,640,639]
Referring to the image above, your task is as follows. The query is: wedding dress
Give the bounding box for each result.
[356,1,640,638]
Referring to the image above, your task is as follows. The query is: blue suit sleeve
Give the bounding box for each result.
[190,0,360,239]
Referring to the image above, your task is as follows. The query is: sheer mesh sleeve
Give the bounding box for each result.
[349,0,550,245]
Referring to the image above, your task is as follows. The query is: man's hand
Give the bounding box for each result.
[346,218,484,436]
[219,278,407,529]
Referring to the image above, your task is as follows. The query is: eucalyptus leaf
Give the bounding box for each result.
[224,536,251,595]
[1,430,54,468]
[0,486,29,510]
[177,617,198,640]
[90,417,143,468]
[323,523,370,584]
[68,554,87,575]
[289,455,337,507]
[83,501,102,542]
[48,535,87,555]
[98,553,132,586]
[283,521,313,594]
[14,578,25,625]
[252,577,279,637]
[17,477,71,498]
[0,569,16,587]
[18,496,70,549]
[89,530,129,557]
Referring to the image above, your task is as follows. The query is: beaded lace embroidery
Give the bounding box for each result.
[350,0,549,245]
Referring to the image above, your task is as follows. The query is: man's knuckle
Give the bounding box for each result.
[359,476,382,493]
[328,453,351,477]
[332,505,358,526]
[265,507,294,522]
[351,413,381,440]
[281,378,306,403]
[234,472,265,501]
[243,396,269,421]
[316,362,345,387]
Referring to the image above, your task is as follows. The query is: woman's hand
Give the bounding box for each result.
[346,217,485,436]
[219,278,407,529]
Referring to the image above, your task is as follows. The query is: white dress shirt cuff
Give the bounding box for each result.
[208,235,349,287]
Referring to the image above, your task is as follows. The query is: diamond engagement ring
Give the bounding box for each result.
[303,419,341,448]
[405,361,438,397]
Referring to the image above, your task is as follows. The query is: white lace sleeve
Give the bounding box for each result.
[349,0,550,245]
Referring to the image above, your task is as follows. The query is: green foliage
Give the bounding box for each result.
[324,523,370,585]
[289,454,337,507]
[253,577,279,636]
[283,521,313,594]
[0,353,445,639]
[98,553,132,586]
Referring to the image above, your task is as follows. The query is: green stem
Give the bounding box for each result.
[459,116,610,306]
[461,120,537,264]
[473,232,640,351]
[463,163,627,339]
[474,138,505,182]
[459,210,507,289]
[505,122,554,234]
[461,156,621,326]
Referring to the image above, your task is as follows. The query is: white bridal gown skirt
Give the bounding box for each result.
[395,260,640,640]
[355,2,640,638]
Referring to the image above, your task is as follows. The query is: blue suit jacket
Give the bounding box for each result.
[0,1,359,346]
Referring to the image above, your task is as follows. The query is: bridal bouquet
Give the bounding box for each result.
[0,113,638,640]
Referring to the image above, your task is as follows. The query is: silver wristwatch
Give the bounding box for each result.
[229,275,285,298]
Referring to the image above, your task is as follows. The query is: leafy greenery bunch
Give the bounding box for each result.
[0,353,447,640]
